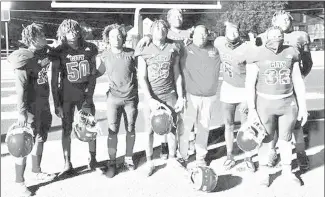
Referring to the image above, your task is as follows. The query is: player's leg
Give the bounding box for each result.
[293,88,309,170]
[239,102,256,172]
[277,97,300,186]
[222,102,237,170]
[79,99,97,170]
[59,101,75,175]
[195,95,216,166]
[188,129,196,156]
[31,101,56,181]
[256,97,277,187]
[14,157,31,197]
[123,98,139,170]
[143,103,155,176]
[178,93,197,163]
[293,124,309,171]
[267,130,279,167]
[105,98,123,178]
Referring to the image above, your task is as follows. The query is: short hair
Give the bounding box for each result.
[167,9,183,22]
[102,24,127,43]
[21,23,44,47]
[150,19,169,35]
[266,26,284,39]
[57,19,83,44]
[272,10,293,25]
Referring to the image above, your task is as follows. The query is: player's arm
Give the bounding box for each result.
[137,56,160,110]
[292,62,308,126]
[300,41,313,77]
[173,55,184,113]
[85,55,97,101]
[245,63,259,121]
[51,59,63,118]
[14,67,28,126]
[94,55,106,78]
[136,35,152,49]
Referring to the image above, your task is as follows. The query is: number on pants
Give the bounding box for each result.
[264,68,291,85]
[66,60,90,82]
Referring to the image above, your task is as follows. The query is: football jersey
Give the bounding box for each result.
[182,42,221,97]
[247,45,300,95]
[55,41,98,101]
[100,48,138,100]
[214,36,248,88]
[135,41,180,98]
[9,48,51,102]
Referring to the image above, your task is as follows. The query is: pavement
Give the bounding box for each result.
[1,56,324,197]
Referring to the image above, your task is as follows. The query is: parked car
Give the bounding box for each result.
[310,38,324,51]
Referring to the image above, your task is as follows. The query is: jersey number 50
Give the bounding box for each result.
[66,60,90,82]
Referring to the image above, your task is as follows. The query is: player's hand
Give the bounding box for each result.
[174,97,185,113]
[55,106,64,118]
[17,113,27,127]
[149,98,161,111]
[183,38,193,46]
[297,108,308,127]
[136,36,152,49]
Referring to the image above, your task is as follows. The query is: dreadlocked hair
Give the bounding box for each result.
[150,19,169,35]
[102,24,127,43]
[21,23,44,47]
[57,19,83,44]
[272,10,293,25]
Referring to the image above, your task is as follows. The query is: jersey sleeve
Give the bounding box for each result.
[14,67,28,115]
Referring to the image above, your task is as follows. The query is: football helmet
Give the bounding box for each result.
[150,102,175,135]
[72,110,101,142]
[6,123,34,158]
[236,114,267,152]
[190,166,218,192]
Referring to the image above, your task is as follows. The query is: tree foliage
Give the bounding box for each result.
[198,1,288,38]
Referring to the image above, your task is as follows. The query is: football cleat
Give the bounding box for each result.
[236,114,267,152]
[190,166,218,192]
[150,103,175,135]
[6,123,34,158]
[72,110,102,142]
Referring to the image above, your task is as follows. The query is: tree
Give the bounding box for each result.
[198,1,288,38]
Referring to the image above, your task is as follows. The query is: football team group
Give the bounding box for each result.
[6,8,313,196]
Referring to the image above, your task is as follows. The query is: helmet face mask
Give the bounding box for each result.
[6,124,34,158]
[150,103,175,135]
[73,110,101,142]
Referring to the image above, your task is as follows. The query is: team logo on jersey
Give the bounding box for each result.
[85,47,91,51]
[66,54,85,62]
[37,65,50,85]
[208,50,217,57]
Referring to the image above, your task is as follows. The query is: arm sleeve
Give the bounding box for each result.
[51,59,62,108]
[14,68,28,115]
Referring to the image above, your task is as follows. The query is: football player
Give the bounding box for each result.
[179,25,221,167]
[246,26,308,187]
[213,22,255,172]
[135,20,184,176]
[256,10,312,170]
[95,24,138,178]
[8,23,56,197]
[137,9,195,159]
[51,19,98,176]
